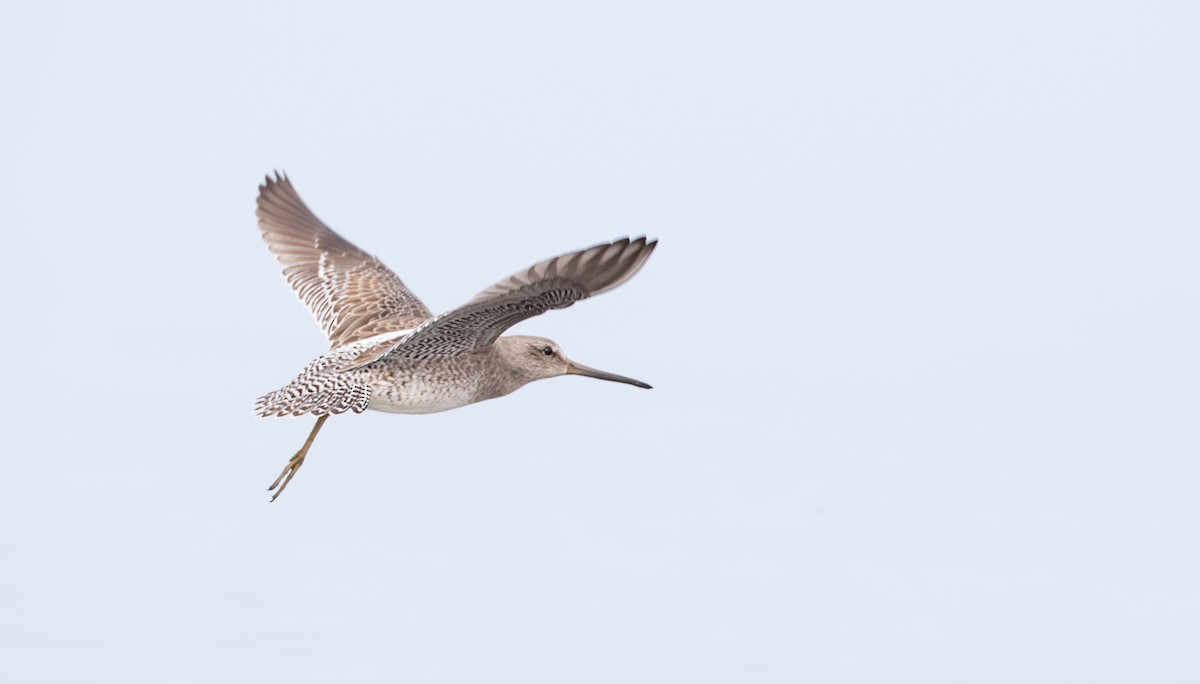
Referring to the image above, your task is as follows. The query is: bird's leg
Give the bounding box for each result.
[268,414,329,502]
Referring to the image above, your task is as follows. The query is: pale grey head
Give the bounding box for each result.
[494,335,652,390]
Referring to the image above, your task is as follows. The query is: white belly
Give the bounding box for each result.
[364,373,480,414]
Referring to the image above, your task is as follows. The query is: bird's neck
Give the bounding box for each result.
[474,346,536,402]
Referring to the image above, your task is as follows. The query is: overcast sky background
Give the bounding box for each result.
[1,2,1198,682]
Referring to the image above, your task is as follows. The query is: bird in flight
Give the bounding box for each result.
[254,173,658,500]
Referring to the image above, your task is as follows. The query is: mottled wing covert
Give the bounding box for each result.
[382,236,657,360]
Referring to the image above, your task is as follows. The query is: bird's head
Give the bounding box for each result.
[496,335,652,389]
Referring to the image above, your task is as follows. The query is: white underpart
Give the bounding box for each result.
[366,376,478,414]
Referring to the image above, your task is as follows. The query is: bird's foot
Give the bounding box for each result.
[267,450,306,502]
[266,414,327,503]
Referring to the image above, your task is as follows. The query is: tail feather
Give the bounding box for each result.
[255,385,371,418]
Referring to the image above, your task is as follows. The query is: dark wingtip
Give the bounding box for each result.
[260,169,288,192]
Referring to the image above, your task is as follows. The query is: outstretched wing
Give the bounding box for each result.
[256,173,433,348]
[352,237,656,364]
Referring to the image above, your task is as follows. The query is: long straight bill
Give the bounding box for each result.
[566,361,652,389]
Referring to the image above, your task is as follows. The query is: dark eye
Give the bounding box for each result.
[541,346,555,356]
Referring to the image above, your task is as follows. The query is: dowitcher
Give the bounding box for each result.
[254,173,657,501]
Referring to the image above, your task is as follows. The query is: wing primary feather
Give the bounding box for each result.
[256,174,434,348]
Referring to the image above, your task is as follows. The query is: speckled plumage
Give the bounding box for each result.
[254,330,491,417]
[254,173,657,500]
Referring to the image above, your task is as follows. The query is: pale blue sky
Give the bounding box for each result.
[1,2,1198,682]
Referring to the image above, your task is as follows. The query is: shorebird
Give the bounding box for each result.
[254,173,657,501]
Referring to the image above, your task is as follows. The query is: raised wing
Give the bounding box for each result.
[367,237,656,363]
[256,173,433,348]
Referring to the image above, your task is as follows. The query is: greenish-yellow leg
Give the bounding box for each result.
[268,414,329,502]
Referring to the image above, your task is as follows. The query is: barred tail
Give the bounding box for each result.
[255,385,371,418]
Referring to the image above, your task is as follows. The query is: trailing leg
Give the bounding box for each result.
[268,414,328,502]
